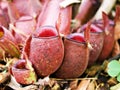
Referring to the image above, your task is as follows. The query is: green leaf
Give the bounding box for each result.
[117,73,120,82]
[107,60,120,77]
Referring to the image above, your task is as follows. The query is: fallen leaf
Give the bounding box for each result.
[87,80,95,90]
[51,83,60,90]
[112,41,120,57]
[76,79,90,90]
[107,77,117,86]
[85,65,102,76]
[114,6,120,40]
[0,72,10,84]
[69,80,78,90]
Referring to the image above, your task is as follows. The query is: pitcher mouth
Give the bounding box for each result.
[65,33,86,44]
[33,35,59,39]
[33,26,59,39]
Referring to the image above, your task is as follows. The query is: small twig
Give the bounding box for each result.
[50,77,97,81]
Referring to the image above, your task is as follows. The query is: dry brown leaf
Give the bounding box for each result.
[0,64,6,71]
[36,76,51,86]
[114,6,120,40]
[0,72,10,84]
[51,83,60,90]
[87,80,95,90]
[69,80,78,90]
[112,5,120,57]
[85,65,102,76]
[114,21,120,40]
[76,79,90,90]
[107,77,117,86]
[112,41,120,57]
